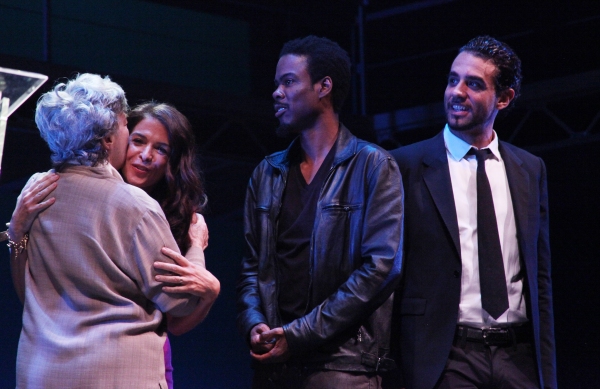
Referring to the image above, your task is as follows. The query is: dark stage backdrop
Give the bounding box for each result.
[538,142,600,387]
[0,0,251,95]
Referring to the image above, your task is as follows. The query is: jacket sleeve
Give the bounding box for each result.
[131,208,201,317]
[536,158,558,389]
[236,166,269,342]
[283,153,404,353]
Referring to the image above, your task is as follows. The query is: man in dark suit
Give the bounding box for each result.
[391,36,557,389]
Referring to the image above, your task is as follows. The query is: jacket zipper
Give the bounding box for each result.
[304,164,338,315]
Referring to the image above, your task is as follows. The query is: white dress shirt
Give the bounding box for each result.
[444,125,528,327]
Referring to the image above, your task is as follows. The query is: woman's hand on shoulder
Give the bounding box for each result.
[9,171,59,241]
[154,247,220,299]
[188,212,209,250]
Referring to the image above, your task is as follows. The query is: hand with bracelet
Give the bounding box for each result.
[7,171,59,242]
[5,171,59,303]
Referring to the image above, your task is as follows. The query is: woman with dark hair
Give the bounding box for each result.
[124,102,207,253]
[124,102,216,387]
[7,101,219,388]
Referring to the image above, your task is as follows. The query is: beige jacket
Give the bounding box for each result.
[17,164,203,389]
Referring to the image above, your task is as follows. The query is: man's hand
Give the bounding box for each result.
[249,323,275,355]
[250,327,290,364]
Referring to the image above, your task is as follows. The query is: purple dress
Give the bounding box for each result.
[164,336,174,388]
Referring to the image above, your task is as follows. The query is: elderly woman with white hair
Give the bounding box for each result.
[10,73,211,388]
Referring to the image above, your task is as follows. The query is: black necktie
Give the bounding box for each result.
[470,148,509,320]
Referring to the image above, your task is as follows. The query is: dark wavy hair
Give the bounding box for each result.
[127,102,207,252]
[280,35,351,113]
[459,35,522,111]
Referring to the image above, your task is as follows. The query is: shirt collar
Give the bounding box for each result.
[105,162,124,180]
[443,124,501,162]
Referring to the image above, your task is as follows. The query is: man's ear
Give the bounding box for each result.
[496,88,515,111]
[317,76,333,99]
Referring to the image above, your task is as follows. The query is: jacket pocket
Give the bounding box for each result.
[312,203,363,293]
[399,297,426,315]
[321,203,362,213]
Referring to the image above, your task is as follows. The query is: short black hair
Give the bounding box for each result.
[280,35,351,112]
[459,35,522,110]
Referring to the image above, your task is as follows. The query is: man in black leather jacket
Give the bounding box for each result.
[236,36,404,388]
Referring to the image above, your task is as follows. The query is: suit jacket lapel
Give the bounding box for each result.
[422,133,461,258]
[500,142,529,253]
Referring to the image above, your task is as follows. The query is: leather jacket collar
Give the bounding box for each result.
[265,124,357,171]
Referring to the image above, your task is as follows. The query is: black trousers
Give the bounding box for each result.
[435,327,539,389]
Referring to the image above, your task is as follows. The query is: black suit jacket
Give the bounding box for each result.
[390,132,557,389]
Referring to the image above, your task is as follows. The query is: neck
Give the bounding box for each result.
[449,125,495,149]
[299,111,339,164]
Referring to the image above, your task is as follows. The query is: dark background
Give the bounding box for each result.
[1,0,599,387]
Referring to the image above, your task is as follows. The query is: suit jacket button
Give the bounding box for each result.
[454,270,460,278]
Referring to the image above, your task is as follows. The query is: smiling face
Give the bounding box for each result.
[444,51,513,139]
[272,54,322,136]
[122,116,171,192]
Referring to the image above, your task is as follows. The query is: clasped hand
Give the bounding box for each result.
[249,323,290,363]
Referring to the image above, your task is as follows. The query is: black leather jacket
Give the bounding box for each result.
[236,125,404,372]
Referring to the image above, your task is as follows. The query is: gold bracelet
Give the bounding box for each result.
[7,233,29,259]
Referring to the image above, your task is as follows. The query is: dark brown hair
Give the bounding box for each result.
[460,35,522,111]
